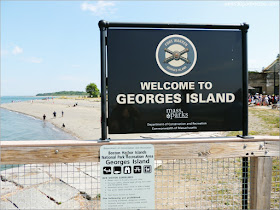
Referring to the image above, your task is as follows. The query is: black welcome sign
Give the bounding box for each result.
[99,21,249,136]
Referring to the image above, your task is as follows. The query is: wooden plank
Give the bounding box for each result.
[0,146,100,164]
[250,157,273,210]
[265,141,280,157]
[1,140,278,164]
[0,136,279,148]
[155,142,266,159]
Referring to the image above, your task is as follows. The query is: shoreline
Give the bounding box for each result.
[0,106,80,140]
[0,98,227,140]
[0,98,102,140]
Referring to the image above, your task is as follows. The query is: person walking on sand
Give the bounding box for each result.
[43,114,46,120]
[62,123,65,128]
[53,111,56,118]
[62,111,64,117]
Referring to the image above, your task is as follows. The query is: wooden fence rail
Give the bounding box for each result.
[0,136,279,209]
[0,136,279,164]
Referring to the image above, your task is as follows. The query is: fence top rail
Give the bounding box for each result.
[0,136,279,148]
[0,136,279,164]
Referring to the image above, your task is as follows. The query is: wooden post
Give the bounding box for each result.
[250,157,273,210]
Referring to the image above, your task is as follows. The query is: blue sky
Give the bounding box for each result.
[1,1,279,96]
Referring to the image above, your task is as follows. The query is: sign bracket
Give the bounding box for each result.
[237,135,254,139]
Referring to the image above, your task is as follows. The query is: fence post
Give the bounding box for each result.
[250,156,273,210]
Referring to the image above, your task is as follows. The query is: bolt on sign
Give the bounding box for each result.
[100,21,248,134]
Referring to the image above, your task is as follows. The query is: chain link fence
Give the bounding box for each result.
[1,157,279,209]
[271,157,280,209]
[155,158,244,209]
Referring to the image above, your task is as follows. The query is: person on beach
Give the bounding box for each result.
[62,123,65,128]
[53,111,56,118]
[43,114,46,120]
[62,111,64,117]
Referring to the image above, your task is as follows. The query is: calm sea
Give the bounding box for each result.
[0,96,75,141]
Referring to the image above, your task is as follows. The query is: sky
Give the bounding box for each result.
[1,1,279,96]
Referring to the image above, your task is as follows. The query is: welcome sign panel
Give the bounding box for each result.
[107,29,243,134]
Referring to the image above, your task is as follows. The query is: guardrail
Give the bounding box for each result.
[0,136,279,209]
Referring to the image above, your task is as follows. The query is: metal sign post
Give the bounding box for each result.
[241,23,250,210]
[99,20,109,141]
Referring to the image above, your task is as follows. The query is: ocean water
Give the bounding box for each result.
[0,96,75,141]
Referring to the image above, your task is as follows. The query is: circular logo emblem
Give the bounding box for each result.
[155,34,197,77]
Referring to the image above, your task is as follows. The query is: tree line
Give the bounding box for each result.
[36,83,100,98]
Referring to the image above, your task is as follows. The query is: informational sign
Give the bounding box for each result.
[100,144,155,209]
[107,29,243,134]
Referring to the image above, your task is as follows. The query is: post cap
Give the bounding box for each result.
[242,23,249,31]
[98,20,108,30]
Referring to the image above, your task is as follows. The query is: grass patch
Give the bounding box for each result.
[250,108,280,128]
[95,194,101,200]
[226,130,270,136]
[271,158,280,208]
[246,107,280,136]
[226,131,242,137]
[249,130,263,135]
[269,131,279,136]
[155,165,163,172]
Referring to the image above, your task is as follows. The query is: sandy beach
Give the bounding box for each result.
[0,98,225,140]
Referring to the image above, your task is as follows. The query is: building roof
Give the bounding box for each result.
[263,55,280,73]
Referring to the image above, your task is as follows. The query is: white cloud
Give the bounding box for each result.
[81,1,116,16]
[12,46,23,55]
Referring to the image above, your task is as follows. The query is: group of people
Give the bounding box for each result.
[52,110,64,118]
[42,111,65,128]
[248,93,279,106]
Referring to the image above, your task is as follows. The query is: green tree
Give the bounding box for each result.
[86,83,100,98]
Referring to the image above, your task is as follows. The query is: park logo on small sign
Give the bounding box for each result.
[155,34,197,77]
[166,108,188,120]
